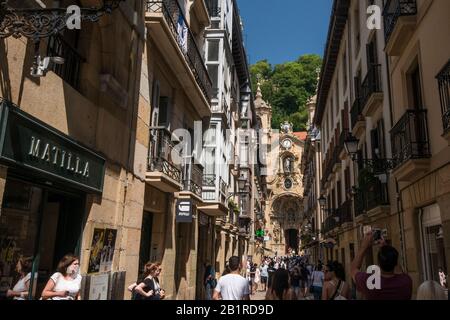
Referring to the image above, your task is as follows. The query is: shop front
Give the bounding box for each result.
[0,100,105,299]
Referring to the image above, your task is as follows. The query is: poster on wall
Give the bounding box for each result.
[88,228,117,274]
[88,273,109,300]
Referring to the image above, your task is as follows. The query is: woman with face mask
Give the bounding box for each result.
[41,254,82,300]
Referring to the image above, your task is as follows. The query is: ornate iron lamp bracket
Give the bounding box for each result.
[0,0,124,40]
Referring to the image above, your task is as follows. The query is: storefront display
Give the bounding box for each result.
[0,100,106,299]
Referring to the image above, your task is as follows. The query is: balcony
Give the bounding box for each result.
[198,175,229,216]
[46,35,84,90]
[321,210,340,235]
[437,60,450,140]
[205,0,221,18]
[147,127,183,192]
[332,148,341,173]
[360,64,383,118]
[145,0,212,117]
[181,159,204,201]
[354,179,389,218]
[391,109,431,182]
[351,97,365,138]
[338,129,350,159]
[383,0,417,56]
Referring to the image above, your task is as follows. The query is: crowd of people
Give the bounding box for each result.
[1,229,448,300]
[206,230,449,301]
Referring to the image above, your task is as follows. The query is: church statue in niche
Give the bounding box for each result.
[283,156,294,174]
[281,121,293,134]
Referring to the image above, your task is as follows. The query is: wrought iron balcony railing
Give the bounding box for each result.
[146,0,212,103]
[148,127,182,183]
[202,174,216,187]
[391,109,431,169]
[383,0,417,43]
[46,35,84,90]
[354,179,389,216]
[360,64,382,109]
[360,159,396,175]
[321,210,340,234]
[205,0,221,17]
[437,60,450,134]
[183,159,203,197]
[351,97,363,130]
[220,177,227,197]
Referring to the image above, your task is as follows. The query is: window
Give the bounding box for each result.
[207,64,219,99]
[207,40,220,62]
[421,204,447,283]
[343,50,348,93]
[437,60,450,133]
[354,7,361,57]
[408,63,423,109]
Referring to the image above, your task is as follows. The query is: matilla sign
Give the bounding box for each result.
[176,199,193,223]
[0,99,105,193]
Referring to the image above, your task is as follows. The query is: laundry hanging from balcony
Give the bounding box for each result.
[177,11,188,54]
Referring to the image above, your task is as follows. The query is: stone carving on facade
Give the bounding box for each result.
[281,121,293,134]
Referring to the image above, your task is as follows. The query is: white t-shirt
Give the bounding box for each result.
[50,272,82,300]
[12,273,32,300]
[312,271,324,287]
[215,274,249,300]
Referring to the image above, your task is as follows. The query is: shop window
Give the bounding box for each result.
[421,204,447,283]
[0,178,84,299]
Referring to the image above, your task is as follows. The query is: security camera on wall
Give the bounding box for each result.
[30,55,65,78]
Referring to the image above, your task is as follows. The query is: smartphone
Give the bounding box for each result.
[372,229,382,241]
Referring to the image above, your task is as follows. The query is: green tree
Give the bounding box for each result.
[250,54,322,131]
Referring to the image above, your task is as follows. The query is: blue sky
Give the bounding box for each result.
[237,0,333,65]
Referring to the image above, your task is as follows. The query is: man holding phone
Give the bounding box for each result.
[350,231,412,300]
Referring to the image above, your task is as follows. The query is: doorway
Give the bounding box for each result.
[285,229,299,254]
[138,212,154,274]
[0,177,85,299]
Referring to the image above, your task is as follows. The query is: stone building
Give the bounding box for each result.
[0,0,146,299]
[303,0,450,296]
[256,85,306,257]
[0,0,260,301]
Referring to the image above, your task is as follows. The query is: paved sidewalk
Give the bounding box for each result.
[250,290,314,301]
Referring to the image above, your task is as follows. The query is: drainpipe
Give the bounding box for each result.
[395,177,407,272]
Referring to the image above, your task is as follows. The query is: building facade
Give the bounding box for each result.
[256,86,306,257]
[302,0,450,296]
[0,0,261,300]
[0,0,146,299]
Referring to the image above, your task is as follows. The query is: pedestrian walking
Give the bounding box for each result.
[133,262,165,300]
[322,261,349,300]
[260,262,269,291]
[254,264,261,292]
[266,268,296,300]
[213,256,250,300]
[310,264,324,300]
[41,254,82,300]
[204,264,216,300]
[290,267,301,299]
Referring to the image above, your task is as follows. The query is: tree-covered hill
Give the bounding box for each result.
[250,54,322,131]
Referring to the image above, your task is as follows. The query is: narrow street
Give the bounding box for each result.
[0,0,449,304]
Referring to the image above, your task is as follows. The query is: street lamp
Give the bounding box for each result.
[318,195,327,209]
[0,0,125,77]
[0,0,125,40]
[238,175,247,191]
[344,134,359,160]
